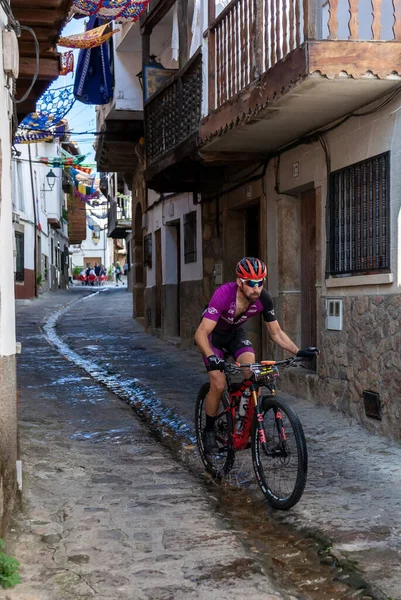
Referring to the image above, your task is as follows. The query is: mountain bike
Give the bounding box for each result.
[195,357,309,510]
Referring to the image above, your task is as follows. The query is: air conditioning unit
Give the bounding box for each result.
[2,30,19,78]
[12,212,20,223]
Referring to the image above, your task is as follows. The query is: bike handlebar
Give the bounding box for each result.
[223,356,311,374]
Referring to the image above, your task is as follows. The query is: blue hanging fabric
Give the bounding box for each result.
[74,15,113,105]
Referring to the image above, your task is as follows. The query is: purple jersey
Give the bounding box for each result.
[204,282,276,333]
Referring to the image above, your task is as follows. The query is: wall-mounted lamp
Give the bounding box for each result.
[42,169,57,192]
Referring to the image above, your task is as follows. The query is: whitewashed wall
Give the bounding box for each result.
[146,191,203,287]
[0,10,16,355]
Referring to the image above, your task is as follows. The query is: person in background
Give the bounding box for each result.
[123,261,129,280]
[115,262,124,286]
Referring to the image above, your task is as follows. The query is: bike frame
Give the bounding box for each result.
[216,363,290,456]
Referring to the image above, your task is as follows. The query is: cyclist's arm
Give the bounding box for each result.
[265,320,299,355]
[194,317,218,358]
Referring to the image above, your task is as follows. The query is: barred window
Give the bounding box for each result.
[15,232,24,282]
[330,152,390,276]
[184,211,197,264]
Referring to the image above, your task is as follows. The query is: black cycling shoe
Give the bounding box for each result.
[202,428,219,454]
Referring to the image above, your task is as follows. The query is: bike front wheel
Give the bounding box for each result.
[251,395,307,510]
[195,383,235,478]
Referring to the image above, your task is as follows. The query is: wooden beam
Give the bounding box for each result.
[19,41,55,56]
[13,8,66,26]
[19,56,60,79]
[178,0,188,69]
[20,26,60,42]
[12,0,65,7]
[140,0,176,33]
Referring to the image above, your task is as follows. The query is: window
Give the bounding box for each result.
[15,232,24,282]
[184,211,197,264]
[330,152,390,276]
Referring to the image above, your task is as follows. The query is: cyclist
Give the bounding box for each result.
[194,257,319,453]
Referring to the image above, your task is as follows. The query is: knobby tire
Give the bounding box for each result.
[195,382,235,478]
[251,395,307,510]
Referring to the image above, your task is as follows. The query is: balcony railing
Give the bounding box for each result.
[108,196,132,237]
[209,0,401,108]
[144,49,202,165]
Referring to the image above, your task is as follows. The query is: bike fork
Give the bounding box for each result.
[252,389,269,454]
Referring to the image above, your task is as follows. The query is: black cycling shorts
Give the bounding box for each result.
[203,327,255,367]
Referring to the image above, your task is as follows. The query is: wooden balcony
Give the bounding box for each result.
[67,192,86,245]
[108,198,132,239]
[144,49,210,192]
[201,0,401,155]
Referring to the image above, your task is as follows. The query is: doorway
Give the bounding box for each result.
[155,229,162,329]
[246,204,260,258]
[300,189,317,365]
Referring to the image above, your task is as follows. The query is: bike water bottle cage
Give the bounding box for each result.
[240,278,265,288]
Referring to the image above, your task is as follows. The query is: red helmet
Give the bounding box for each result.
[236,257,267,280]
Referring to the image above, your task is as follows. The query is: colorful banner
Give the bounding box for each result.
[60,51,74,75]
[58,22,119,49]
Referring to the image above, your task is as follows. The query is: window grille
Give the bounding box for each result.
[184,211,197,264]
[15,232,24,282]
[144,233,152,268]
[330,152,390,276]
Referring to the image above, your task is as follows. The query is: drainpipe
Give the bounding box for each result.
[27,145,38,297]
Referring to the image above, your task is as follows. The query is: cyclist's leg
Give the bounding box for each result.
[205,370,226,417]
[230,328,256,377]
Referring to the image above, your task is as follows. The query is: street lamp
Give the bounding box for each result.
[45,169,56,192]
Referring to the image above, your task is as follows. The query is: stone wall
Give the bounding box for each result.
[0,355,17,536]
[180,280,206,347]
[201,199,223,301]
[282,294,401,440]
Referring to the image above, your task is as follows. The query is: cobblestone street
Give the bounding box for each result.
[4,287,401,599]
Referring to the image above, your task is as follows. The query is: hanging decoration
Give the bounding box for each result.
[14,131,54,144]
[60,51,74,75]
[14,121,68,145]
[58,22,119,49]
[74,16,113,105]
[74,164,94,174]
[39,154,88,168]
[19,87,76,131]
[66,166,100,201]
[71,0,150,23]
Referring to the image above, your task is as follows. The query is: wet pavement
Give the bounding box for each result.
[5,287,401,599]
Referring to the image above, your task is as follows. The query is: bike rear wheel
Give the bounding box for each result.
[251,395,307,510]
[195,383,235,477]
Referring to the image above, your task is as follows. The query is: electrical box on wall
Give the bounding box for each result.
[326,298,343,331]
[2,30,19,78]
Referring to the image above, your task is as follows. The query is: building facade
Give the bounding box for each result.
[138,0,401,440]
[13,139,69,299]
